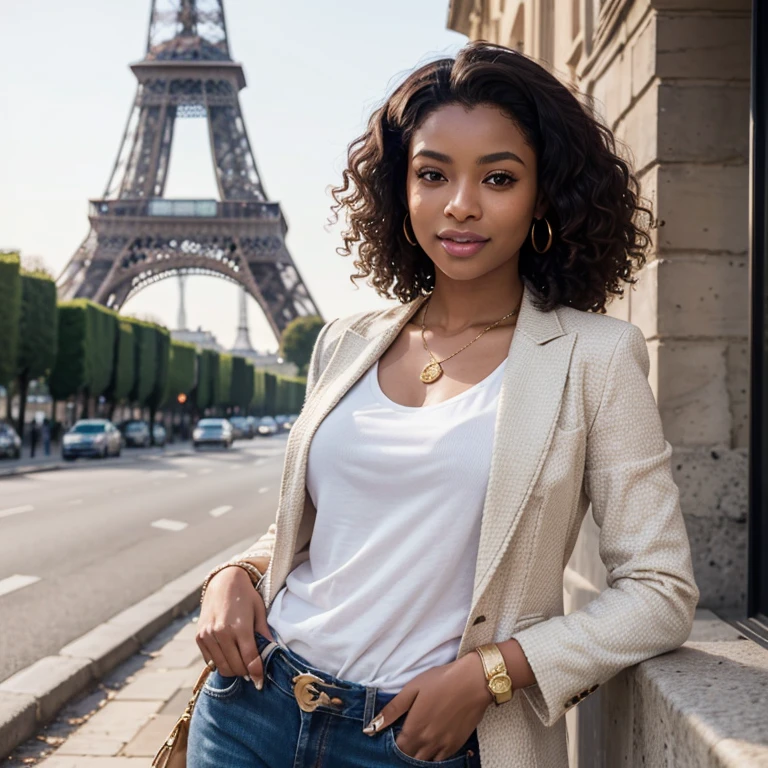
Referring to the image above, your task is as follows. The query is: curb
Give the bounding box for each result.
[0,535,255,759]
[0,446,194,478]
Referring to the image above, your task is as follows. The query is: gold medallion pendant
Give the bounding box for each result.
[420,361,443,384]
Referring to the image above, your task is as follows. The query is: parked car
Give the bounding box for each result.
[229,416,254,440]
[192,418,234,450]
[0,422,21,459]
[152,423,167,447]
[256,416,279,436]
[117,419,151,447]
[62,420,122,460]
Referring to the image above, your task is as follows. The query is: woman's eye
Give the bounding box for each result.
[485,172,517,187]
[416,170,444,183]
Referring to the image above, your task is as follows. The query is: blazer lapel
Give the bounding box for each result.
[469,285,576,612]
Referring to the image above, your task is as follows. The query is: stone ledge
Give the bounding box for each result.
[628,609,768,767]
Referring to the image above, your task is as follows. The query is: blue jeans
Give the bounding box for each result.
[188,629,481,767]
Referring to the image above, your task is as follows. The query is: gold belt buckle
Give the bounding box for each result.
[292,673,343,713]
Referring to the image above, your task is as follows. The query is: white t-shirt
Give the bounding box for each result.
[267,355,506,692]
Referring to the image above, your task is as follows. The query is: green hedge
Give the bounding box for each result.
[88,301,117,397]
[0,253,21,386]
[275,375,306,414]
[147,326,171,412]
[16,272,58,383]
[230,355,254,410]
[164,340,197,405]
[217,353,233,407]
[107,321,135,403]
[14,271,58,433]
[124,318,157,406]
[48,300,116,400]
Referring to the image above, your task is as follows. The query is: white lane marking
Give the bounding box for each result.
[253,459,266,466]
[148,470,188,479]
[0,505,34,519]
[209,505,233,518]
[67,499,83,506]
[151,519,188,532]
[198,468,213,475]
[0,574,41,597]
[230,465,242,471]
[258,487,269,494]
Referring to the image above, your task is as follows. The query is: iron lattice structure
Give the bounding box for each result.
[57,0,321,338]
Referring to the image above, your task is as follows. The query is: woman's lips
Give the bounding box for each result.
[438,237,489,258]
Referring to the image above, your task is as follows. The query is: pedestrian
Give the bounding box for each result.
[29,420,38,458]
[187,41,699,768]
[42,418,51,456]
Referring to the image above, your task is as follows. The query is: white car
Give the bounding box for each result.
[256,416,279,436]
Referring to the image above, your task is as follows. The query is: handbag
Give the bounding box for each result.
[152,665,211,768]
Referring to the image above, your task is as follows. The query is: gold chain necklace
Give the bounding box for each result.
[418,297,521,384]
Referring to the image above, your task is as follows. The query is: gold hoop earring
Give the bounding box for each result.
[403,213,418,247]
[530,217,553,254]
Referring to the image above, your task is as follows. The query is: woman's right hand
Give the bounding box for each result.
[196,566,275,688]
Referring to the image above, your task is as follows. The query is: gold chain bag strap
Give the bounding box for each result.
[151,664,211,768]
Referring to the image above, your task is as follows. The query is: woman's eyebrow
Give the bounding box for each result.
[413,149,526,167]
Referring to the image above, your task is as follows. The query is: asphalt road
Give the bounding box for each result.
[0,436,288,683]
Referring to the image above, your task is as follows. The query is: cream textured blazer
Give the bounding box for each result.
[238,281,700,768]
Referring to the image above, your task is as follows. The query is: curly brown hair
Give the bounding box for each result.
[329,41,652,313]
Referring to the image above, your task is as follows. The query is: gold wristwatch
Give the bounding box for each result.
[475,644,513,705]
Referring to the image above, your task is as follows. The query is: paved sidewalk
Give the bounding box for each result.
[6,610,205,767]
[0,441,194,477]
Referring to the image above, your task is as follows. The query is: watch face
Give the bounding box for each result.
[489,675,512,695]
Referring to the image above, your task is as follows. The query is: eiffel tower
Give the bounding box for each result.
[57,0,322,339]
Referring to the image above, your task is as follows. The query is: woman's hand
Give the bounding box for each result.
[195,566,274,689]
[363,651,493,762]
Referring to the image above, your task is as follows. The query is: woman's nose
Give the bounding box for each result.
[443,182,482,221]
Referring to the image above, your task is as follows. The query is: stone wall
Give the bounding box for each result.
[448,0,752,612]
[446,1,760,764]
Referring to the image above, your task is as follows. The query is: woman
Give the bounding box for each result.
[188,41,700,768]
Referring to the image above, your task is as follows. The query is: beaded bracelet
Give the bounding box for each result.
[200,561,265,605]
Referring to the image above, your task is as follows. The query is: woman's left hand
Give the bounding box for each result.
[362,650,494,762]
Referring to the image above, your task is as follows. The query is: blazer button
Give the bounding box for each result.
[472,615,486,625]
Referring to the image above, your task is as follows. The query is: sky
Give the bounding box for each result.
[0,1,467,353]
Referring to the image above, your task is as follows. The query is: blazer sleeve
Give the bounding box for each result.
[510,323,700,727]
[228,318,339,587]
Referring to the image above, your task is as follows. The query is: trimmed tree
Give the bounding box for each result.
[124,318,157,411]
[280,315,324,376]
[145,325,171,442]
[0,252,22,392]
[164,341,197,406]
[217,353,233,412]
[104,321,136,417]
[230,355,254,413]
[15,271,58,436]
[49,300,117,417]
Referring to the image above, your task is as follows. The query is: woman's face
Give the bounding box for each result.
[406,103,545,282]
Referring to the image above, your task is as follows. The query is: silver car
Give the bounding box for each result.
[62,419,122,460]
[192,418,234,450]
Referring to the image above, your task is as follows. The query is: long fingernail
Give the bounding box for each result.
[253,677,263,691]
[363,714,383,735]
[243,675,251,682]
